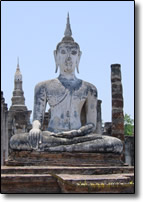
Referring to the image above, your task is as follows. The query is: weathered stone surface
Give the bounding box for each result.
[112,99,123,108]
[112,109,124,119]
[1,165,134,193]
[10,132,123,154]
[1,91,8,165]
[111,64,125,162]
[112,83,123,93]
[1,165,134,175]
[125,136,134,166]
[96,99,102,134]
[111,64,122,82]
[103,122,112,135]
[1,174,60,193]
[111,64,124,141]
[57,173,134,184]
[6,151,124,166]
[8,110,32,133]
[7,15,123,159]
[112,122,124,131]
[111,134,125,142]
[10,62,26,108]
[1,14,134,194]
[112,93,123,99]
[43,110,51,131]
[32,78,98,133]
[8,61,32,151]
[56,173,134,193]
[9,15,123,155]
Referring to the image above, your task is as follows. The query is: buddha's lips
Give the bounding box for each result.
[65,61,73,67]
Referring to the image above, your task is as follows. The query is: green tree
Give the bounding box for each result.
[124,113,134,136]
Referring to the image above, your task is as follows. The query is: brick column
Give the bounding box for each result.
[111,64,125,160]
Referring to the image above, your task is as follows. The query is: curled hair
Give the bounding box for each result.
[56,38,80,53]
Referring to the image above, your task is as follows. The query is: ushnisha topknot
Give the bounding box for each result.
[56,13,80,51]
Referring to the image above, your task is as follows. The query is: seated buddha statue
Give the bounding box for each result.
[10,14,123,154]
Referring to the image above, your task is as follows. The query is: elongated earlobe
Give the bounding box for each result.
[76,65,79,73]
[76,51,82,74]
[54,50,59,73]
[55,64,58,73]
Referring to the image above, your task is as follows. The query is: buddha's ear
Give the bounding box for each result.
[54,50,59,73]
[76,51,82,74]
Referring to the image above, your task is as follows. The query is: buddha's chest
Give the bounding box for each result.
[47,87,87,108]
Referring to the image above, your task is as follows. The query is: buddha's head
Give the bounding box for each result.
[54,13,82,75]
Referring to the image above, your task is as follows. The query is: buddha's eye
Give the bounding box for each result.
[71,50,77,55]
[61,49,66,54]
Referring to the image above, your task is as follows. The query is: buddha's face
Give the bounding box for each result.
[54,43,81,74]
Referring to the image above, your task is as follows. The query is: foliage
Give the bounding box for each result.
[124,113,134,136]
[76,181,134,188]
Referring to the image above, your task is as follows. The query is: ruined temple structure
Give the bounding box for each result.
[1,91,8,166]
[8,59,32,140]
[1,14,134,194]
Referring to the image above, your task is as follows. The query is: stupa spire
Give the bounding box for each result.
[64,12,72,37]
[17,57,20,69]
[15,57,22,82]
[10,57,27,109]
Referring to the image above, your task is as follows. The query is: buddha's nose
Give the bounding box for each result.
[67,56,71,61]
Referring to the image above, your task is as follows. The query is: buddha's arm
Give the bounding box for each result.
[51,123,94,139]
[33,83,47,125]
[29,84,47,149]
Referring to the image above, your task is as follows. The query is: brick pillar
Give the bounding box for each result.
[111,64,125,160]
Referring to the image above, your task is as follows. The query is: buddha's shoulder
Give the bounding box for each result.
[82,80,98,97]
[82,80,97,90]
[35,78,62,89]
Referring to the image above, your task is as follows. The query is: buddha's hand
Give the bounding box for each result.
[79,123,95,135]
[28,120,42,149]
[53,123,94,139]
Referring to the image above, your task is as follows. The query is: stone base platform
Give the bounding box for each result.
[56,173,134,193]
[6,151,124,166]
[2,151,134,193]
[2,165,134,175]
[1,165,134,193]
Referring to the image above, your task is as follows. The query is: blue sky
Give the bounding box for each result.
[1,1,134,123]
